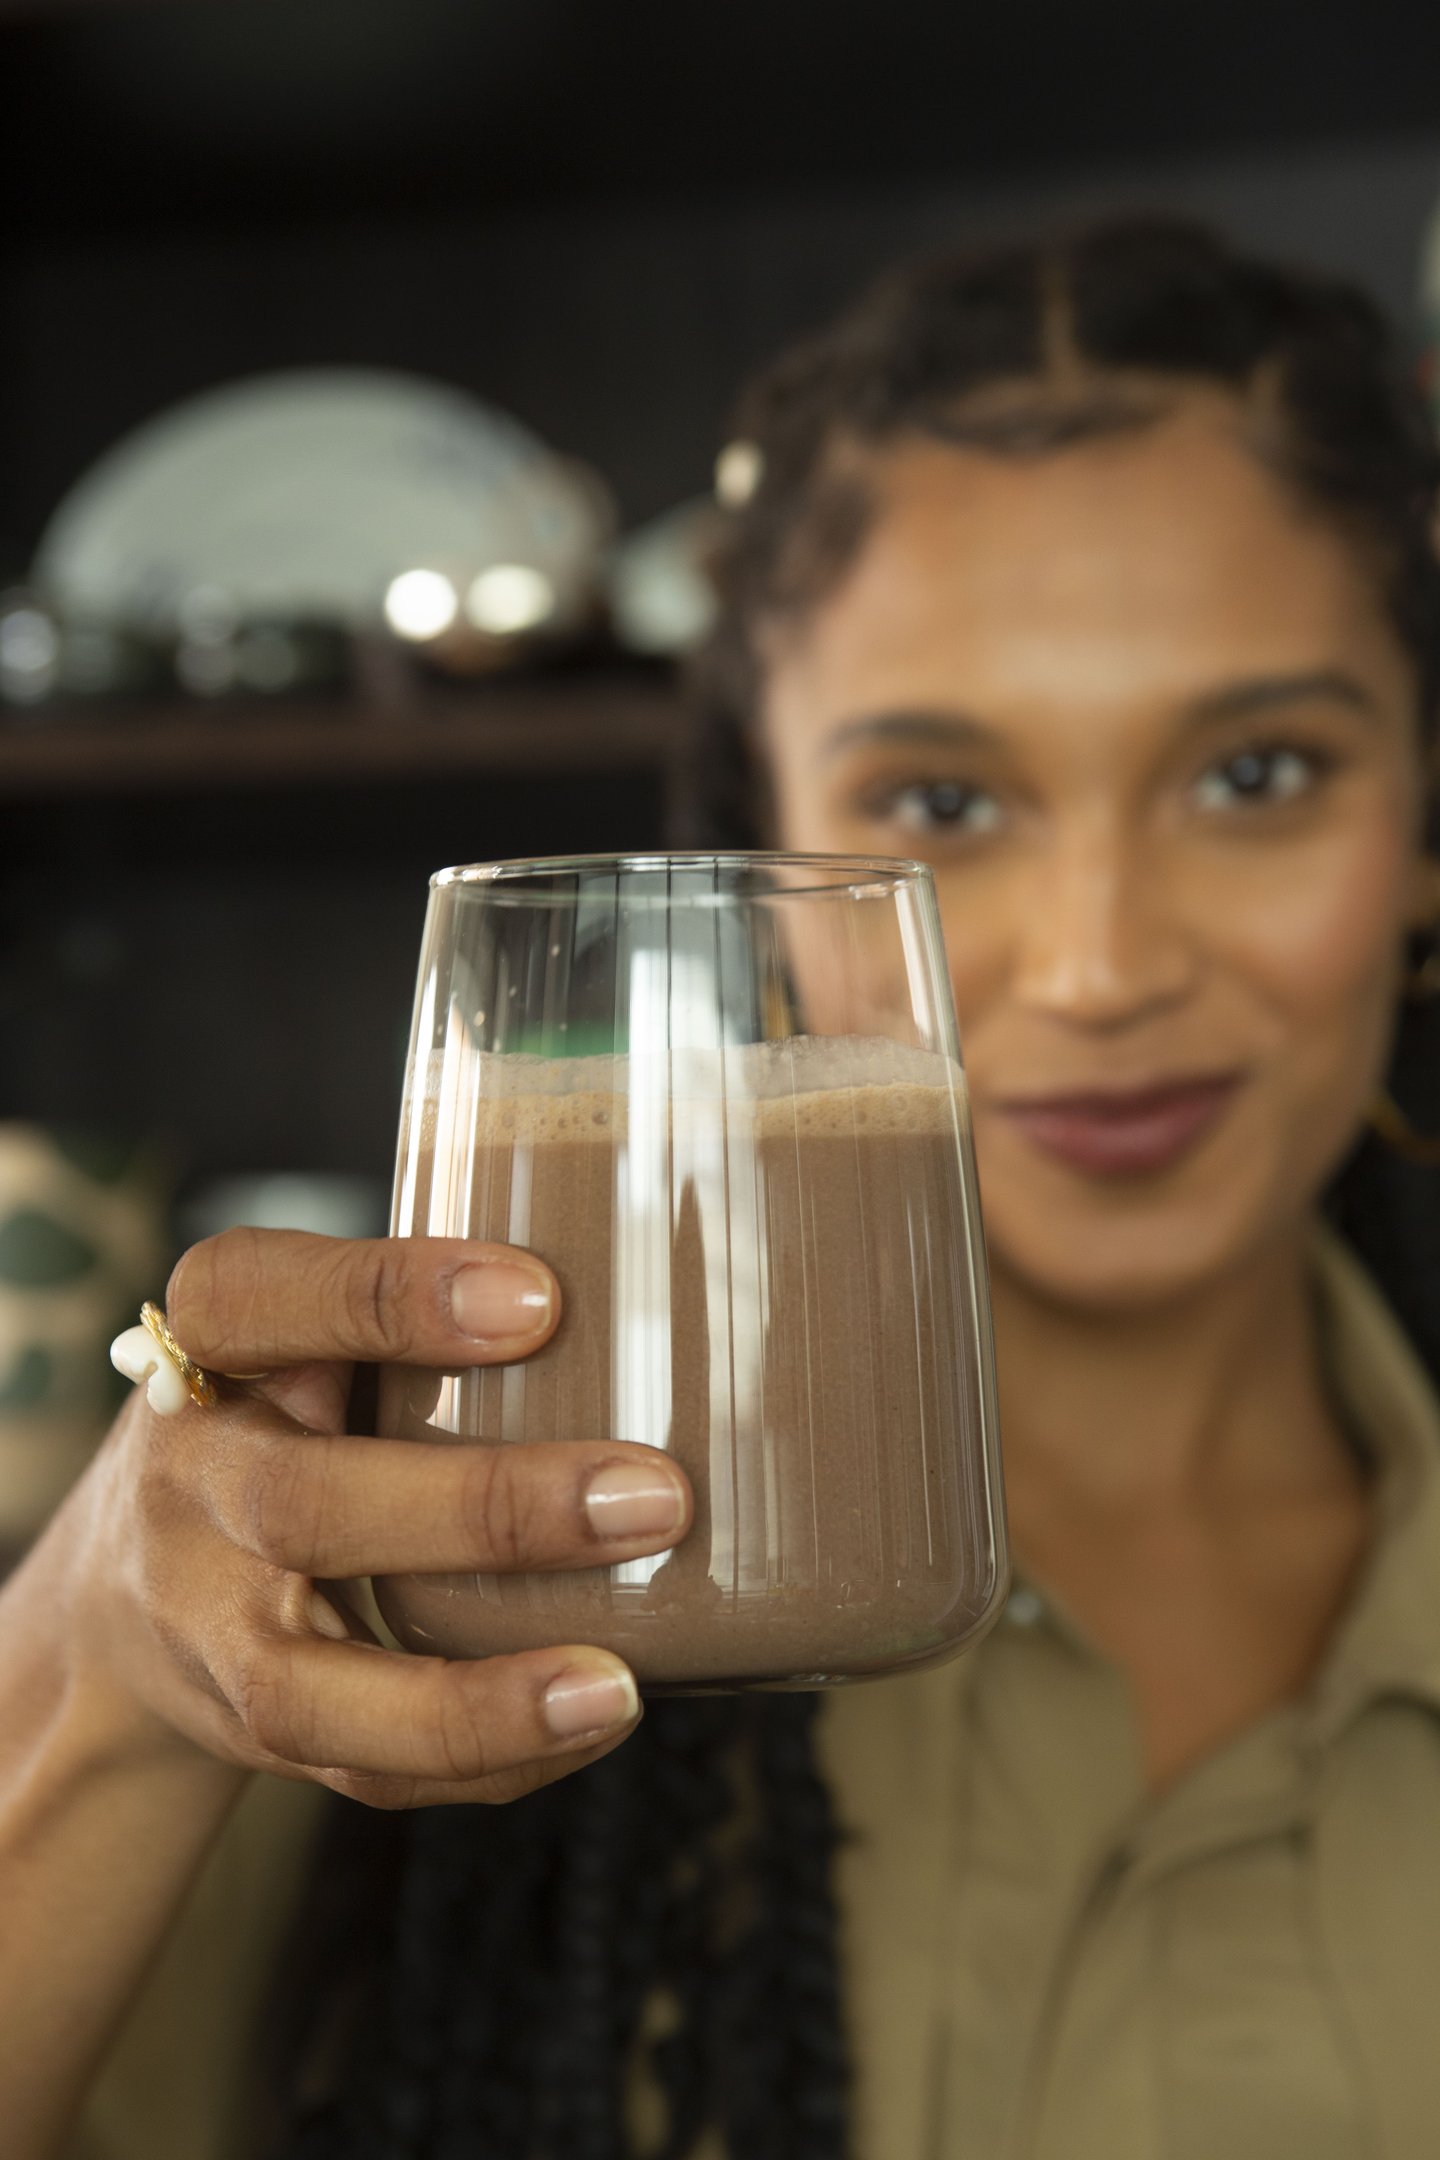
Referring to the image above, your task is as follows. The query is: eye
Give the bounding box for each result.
[1191,743,1331,812]
[877,780,1005,837]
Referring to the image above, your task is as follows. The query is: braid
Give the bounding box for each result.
[718,1698,850,2160]
[532,1741,644,2160]
[696,216,1440,775]
[265,1697,843,2160]
[645,1699,744,2158]
[429,1788,554,2156]
[370,1809,474,2156]
[757,1699,850,2159]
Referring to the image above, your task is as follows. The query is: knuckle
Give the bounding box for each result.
[123,1425,218,1581]
[166,1228,265,1364]
[146,1600,231,1709]
[240,1441,322,1569]
[457,1448,544,1572]
[431,1672,493,1783]
[229,1646,304,1762]
[332,1241,414,1362]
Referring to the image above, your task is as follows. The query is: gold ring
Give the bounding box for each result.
[139,1301,218,1409]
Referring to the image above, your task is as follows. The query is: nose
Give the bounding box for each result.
[1012,818,1196,1028]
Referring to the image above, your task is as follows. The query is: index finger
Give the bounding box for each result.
[206,1425,692,1578]
[167,1229,559,1372]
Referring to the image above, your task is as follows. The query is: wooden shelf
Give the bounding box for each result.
[0,669,689,801]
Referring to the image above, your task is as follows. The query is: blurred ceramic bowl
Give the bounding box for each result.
[0,1126,168,1553]
[177,1172,388,1246]
[35,369,616,670]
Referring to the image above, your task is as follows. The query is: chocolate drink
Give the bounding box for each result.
[374,1040,1006,1690]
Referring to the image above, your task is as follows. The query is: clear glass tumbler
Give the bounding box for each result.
[373,853,1007,1691]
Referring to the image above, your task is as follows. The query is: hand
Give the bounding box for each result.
[52,1229,692,1810]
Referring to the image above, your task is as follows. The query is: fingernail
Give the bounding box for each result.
[308,1590,350,1641]
[584,1460,687,1542]
[451,1257,553,1341]
[543,1660,639,1740]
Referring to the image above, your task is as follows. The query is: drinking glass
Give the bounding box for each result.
[373,853,1007,1692]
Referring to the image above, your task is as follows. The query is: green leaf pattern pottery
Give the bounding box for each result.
[0,1126,168,1556]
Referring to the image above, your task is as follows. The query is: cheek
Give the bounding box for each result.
[941,818,1412,1308]
[1198,820,1410,1050]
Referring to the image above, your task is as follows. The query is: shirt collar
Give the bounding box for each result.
[1305,1225,1440,1737]
[999,1228,1440,1734]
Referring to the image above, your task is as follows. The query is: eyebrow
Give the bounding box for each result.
[1184,669,1379,726]
[820,668,1380,761]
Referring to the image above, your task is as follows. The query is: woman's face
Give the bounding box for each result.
[762,394,1434,1311]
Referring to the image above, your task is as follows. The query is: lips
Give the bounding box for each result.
[994,1075,1245,1177]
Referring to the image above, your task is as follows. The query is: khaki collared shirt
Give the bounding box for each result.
[72,1232,1440,2159]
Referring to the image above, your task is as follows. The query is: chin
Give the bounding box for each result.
[990,1224,1246,1316]
[977,1160,1287,1318]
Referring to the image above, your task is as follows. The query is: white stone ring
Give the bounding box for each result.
[111,1301,219,1415]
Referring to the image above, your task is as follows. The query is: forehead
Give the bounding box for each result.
[764,397,1402,724]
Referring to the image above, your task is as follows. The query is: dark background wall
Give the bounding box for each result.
[7,132,1440,568]
[6,0,1440,556]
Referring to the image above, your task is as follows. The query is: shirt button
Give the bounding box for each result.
[1005,1585,1046,1628]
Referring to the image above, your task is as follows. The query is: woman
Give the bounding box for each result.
[4,216,1439,2160]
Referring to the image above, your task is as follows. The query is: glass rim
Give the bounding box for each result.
[431,851,932,901]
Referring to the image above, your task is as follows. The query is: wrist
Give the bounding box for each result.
[0,1511,248,2160]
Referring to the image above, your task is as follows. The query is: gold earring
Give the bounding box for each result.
[1368,1089,1440,1167]
[1402,860,1440,1001]
[1368,877,1440,1162]
[1406,937,1440,1001]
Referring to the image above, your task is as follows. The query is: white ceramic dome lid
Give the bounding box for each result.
[35,367,614,635]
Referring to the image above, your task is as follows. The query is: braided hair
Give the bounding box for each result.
[266,215,1440,2158]
[263,1692,847,2160]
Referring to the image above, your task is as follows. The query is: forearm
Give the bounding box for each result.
[0,1531,246,2160]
